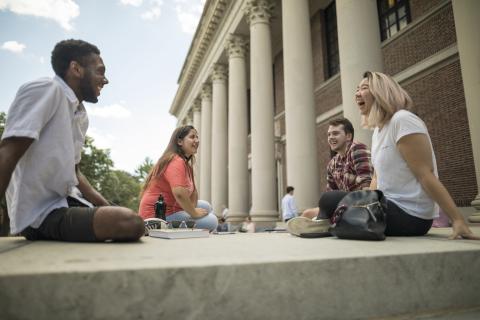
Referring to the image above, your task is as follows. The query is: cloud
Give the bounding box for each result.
[86,103,132,119]
[0,0,79,31]
[87,127,115,150]
[174,0,203,34]
[120,0,143,6]
[141,0,163,20]
[1,41,26,54]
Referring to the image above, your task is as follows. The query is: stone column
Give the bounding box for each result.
[211,63,228,217]
[192,99,202,187]
[282,0,320,211]
[199,83,212,202]
[225,34,249,223]
[244,0,278,225]
[337,0,384,146]
[452,0,480,222]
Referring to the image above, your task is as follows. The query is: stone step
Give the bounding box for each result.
[0,227,479,320]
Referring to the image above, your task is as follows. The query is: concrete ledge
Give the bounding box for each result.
[1,227,479,320]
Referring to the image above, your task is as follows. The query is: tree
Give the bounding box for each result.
[79,136,114,191]
[101,170,141,211]
[135,157,154,183]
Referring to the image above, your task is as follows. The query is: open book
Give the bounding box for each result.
[148,228,209,239]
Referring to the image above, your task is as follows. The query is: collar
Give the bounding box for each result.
[335,141,353,159]
[54,75,81,111]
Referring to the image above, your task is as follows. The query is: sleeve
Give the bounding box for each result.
[351,143,373,189]
[326,159,338,191]
[289,197,298,214]
[393,111,428,143]
[163,157,190,188]
[2,79,60,141]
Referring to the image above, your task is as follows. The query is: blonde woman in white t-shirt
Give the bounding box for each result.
[351,71,478,240]
[292,71,478,239]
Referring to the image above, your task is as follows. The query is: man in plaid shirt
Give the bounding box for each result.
[302,118,373,219]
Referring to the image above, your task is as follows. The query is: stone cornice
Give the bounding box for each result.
[244,0,275,26]
[170,0,229,116]
[225,33,249,59]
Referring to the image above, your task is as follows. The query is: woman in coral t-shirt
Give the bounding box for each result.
[138,126,218,231]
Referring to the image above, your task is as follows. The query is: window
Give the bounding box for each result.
[325,1,339,78]
[377,0,411,41]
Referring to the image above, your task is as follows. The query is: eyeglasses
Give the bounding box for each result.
[169,220,196,229]
[144,218,197,236]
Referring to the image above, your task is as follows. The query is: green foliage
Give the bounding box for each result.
[135,157,154,183]
[79,136,114,191]
[101,170,141,211]
[0,112,5,133]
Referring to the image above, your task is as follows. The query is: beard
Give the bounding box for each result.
[79,72,98,103]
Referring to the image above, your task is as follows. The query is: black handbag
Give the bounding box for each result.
[330,190,387,241]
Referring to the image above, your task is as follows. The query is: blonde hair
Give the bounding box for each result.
[361,71,413,129]
[140,125,196,196]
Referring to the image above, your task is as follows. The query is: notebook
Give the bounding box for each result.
[148,228,209,239]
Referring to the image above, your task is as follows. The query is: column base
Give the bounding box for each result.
[250,210,279,232]
[226,211,249,223]
[468,197,480,223]
[251,221,277,232]
[250,209,279,221]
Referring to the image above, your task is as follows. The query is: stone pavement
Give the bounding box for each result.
[0,227,479,320]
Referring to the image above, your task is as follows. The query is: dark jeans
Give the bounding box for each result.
[318,191,433,236]
[21,197,98,242]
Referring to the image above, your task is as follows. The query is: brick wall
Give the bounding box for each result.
[314,77,342,115]
[409,0,445,21]
[404,61,478,206]
[383,2,456,75]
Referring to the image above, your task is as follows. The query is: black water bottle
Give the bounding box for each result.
[154,194,166,220]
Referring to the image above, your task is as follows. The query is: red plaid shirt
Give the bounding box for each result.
[326,141,373,191]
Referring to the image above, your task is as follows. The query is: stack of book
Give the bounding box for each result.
[148,228,209,239]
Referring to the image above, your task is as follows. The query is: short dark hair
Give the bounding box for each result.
[51,39,100,79]
[328,117,354,140]
[286,186,294,193]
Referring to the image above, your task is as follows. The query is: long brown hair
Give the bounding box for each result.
[141,125,197,195]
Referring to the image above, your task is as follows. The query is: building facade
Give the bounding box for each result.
[169,0,480,225]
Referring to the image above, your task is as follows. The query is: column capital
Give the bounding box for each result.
[225,34,249,59]
[244,0,275,26]
[211,63,228,82]
[192,98,201,112]
[201,83,212,100]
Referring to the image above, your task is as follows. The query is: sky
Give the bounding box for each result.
[0,0,205,174]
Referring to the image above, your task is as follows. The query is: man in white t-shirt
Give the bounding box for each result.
[0,39,144,242]
[281,186,298,222]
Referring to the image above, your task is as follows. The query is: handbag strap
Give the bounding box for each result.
[351,201,382,222]
[331,204,348,225]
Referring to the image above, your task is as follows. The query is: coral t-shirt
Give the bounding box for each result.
[139,155,195,219]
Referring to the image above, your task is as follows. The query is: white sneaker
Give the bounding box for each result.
[287,217,331,238]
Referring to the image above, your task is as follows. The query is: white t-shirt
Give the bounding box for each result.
[371,110,439,220]
[2,76,89,234]
[281,193,298,221]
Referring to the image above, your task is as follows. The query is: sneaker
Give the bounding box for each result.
[287,216,331,238]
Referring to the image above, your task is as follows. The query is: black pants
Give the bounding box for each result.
[318,191,433,236]
[21,197,98,242]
